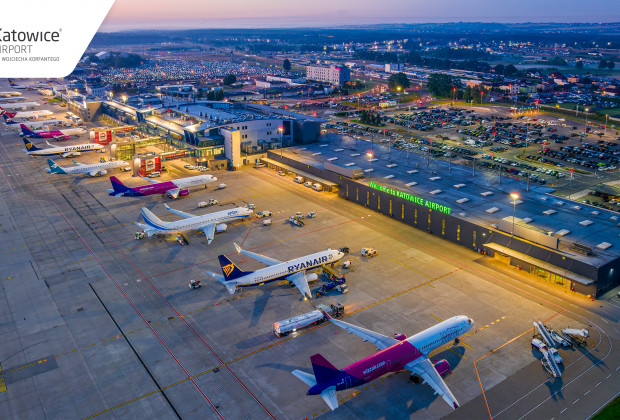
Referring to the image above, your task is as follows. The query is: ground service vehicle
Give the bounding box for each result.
[294,176,305,183]
[316,302,345,318]
[273,310,325,337]
[217,183,227,189]
[262,218,272,226]
[361,247,377,257]
[312,183,323,191]
[198,199,218,208]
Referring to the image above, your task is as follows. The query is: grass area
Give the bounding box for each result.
[597,107,620,117]
[46,97,64,103]
[592,395,620,420]
[349,119,382,127]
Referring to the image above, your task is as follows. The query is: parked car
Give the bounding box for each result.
[198,199,218,208]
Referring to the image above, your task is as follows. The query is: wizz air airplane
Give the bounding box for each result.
[0,106,52,119]
[23,137,103,157]
[208,243,344,299]
[20,124,86,140]
[136,204,252,244]
[0,101,40,110]
[47,158,129,177]
[292,315,474,411]
[3,114,65,129]
[108,173,217,199]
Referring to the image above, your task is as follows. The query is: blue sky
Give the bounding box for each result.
[100,0,620,31]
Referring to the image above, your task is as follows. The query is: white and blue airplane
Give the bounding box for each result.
[136,205,252,244]
[23,137,103,157]
[208,243,345,299]
[47,158,129,177]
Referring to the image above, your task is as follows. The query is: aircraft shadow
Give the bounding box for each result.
[255,362,308,373]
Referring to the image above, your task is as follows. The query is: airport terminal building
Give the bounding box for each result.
[74,98,324,170]
[262,143,620,298]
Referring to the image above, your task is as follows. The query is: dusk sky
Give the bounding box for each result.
[100,0,620,31]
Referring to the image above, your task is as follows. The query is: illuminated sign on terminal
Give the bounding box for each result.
[369,181,452,214]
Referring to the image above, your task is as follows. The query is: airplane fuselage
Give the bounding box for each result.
[121,175,215,197]
[145,207,251,235]
[54,161,129,175]
[234,249,343,288]
[28,143,102,156]
[308,316,473,395]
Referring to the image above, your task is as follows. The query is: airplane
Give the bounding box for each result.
[292,315,474,411]
[23,137,103,157]
[8,79,48,89]
[0,106,52,119]
[0,92,22,97]
[0,97,27,103]
[208,243,344,299]
[20,124,86,140]
[135,204,253,244]
[0,101,40,110]
[47,158,129,177]
[108,173,217,199]
[2,114,66,129]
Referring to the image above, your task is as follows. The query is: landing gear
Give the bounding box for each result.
[410,374,421,384]
[454,338,460,345]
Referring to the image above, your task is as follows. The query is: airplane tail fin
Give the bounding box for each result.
[20,124,38,137]
[140,207,168,229]
[2,113,15,124]
[217,254,251,281]
[109,176,130,196]
[22,137,40,151]
[292,368,338,411]
[47,159,66,174]
[310,354,340,384]
[8,79,15,86]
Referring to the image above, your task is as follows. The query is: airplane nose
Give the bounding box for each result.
[212,176,218,181]
[468,318,474,326]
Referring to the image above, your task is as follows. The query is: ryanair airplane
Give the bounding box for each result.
[208,243,344,299]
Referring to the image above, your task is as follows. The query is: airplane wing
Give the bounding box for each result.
[45,140,53,146]
[200,223,216,244]
[405,357,460,410]
[328,317,399,350]
[134,222,156,237]
[286,271,312,299]
[165,188,180,199]
[233,243,282,266]
[139,174,160,184]
[163,203,194,219]
[72,160,87,166]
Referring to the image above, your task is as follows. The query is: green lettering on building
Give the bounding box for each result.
[368,181,451,215]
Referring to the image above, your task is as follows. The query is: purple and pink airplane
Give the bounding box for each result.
[292,314,473,410]
[108,174,216,199]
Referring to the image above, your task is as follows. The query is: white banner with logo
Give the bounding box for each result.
[0,0,115,77]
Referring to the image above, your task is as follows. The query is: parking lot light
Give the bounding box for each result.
[510,192,520,237]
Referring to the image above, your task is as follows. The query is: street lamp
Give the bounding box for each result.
[278,126,284,157]
[584,108,590,137]
[510,192,519,237]
[121,95,127,104]
[367,151,373,177]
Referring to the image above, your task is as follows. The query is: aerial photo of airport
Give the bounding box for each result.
[1,1,620,419]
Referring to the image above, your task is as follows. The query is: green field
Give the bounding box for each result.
[592,395,620,420]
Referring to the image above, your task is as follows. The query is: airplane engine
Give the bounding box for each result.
[215,223,227,233]
[433,359,450,376]
[97,170,108,176]
[60,136,70,140]
[392,333,407,341]
[63,152,81,158]
[179,189,190,197]
[306,273,318,282]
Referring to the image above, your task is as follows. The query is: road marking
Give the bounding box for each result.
[584,390,590,395]
[560,408,567,413]
[573,398,579,404]
[605,374,612,379]
[601,317,609,324]
[595,382,601,387]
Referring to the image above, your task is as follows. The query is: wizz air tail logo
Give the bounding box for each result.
[222,263,235,277]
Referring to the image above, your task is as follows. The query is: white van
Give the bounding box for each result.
[312,183,323,191]
[294,176,304,184]
[304,181,312,188]
[149,172,161,178]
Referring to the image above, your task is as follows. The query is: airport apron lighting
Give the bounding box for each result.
[368,181,451,215]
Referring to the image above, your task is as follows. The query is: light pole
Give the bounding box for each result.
[367,151,373,177]
[278,126,284,157]
[510,192,519,237]
[584,108,590,138]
